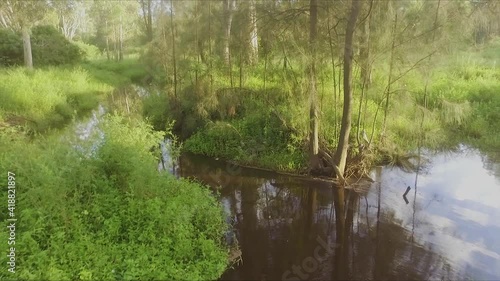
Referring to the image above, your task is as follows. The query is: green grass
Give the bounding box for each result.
[0,57,153,133]
[183,110,307,173]
[82,58,152,87]
[0,67,111,133]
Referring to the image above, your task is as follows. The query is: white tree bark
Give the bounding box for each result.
[22,27,33,69]
[248,0,258,64]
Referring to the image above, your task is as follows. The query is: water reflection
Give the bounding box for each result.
[179,148,500,280]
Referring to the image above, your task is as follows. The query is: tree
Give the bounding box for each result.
[247,0,258,64]
[89,0,139,61]
[51,0,89,40]
[170,0,177,96]
[333,0,362,180]
[139,0,153,42]
[222,0,235,65]
[0,0,48,69]
[309,0,320,169]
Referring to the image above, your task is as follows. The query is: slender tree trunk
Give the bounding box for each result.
[222,0,234,65]
[208,0,213,92]
[147,0,153,41]
[170,0,177,98]
[162,25,169,83]
[59,14,67,39]
[357,0,373,148]
[248,0,258,64]
[264,51,268,98]
[113,27,118,61]
[333,0,362,180]
[228,46,234,87]
[359,1,372,87]
[140,0,153,41]
[362,1,375,143]
[119,15,123,61]
[105,20,110,60]
[195,0,199,84]
[239,51,243,90]
[327,2,338,141]
[309,0,320,169]
[0,12,10,28]
[22,27,33,69]
[381,11,398,140]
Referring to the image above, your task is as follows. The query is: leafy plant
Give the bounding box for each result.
[0,115,229,281]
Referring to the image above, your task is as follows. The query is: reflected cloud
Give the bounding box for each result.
[178,146,500,280]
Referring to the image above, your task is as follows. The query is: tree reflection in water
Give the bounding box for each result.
[179,154,460,280]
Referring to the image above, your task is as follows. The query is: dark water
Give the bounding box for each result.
[177,147,500,281]
[72,99,500,280]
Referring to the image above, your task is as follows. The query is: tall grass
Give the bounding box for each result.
[82,58,151,87]
[0,67,111,132]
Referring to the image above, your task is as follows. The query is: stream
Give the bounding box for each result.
[177,149,500,280]
[72,89,500,280]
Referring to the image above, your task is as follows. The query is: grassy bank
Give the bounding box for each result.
[0,58,231,280]
[142,82,310,173]
[0,58,153,134]
[0,67,110,133]
[81,58,152,87]
[0,115,228,280]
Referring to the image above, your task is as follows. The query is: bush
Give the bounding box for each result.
[142,91,171,131]
[0,115,229,280]
[31,25,83,66]
[0,28,23,67]
[72,41,101,61]
[184,121,243,160]
[0,26,83,67]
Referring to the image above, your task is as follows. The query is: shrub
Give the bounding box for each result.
[0,28,23,66]
[31,25,83,66]
[142,91,171,131]
[0,26,83,67]
[72,41,101,61]
[0,115,229,280]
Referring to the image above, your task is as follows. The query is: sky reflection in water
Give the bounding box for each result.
[177,146,500,280]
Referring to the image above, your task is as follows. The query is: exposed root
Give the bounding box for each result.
[310,141,375,187]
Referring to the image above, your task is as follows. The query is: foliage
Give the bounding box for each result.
[0,115,228,281]
[0,67,110,132]
[0,26,83,67]
[183,107,307,173]
[82,58,151,87]
[31,25,83,66]
[0,28,23,66]
[72,41,101,61]
[142,90,171,131]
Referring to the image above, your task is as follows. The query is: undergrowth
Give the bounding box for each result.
[141,39,500,174]
[0,115,228,280]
